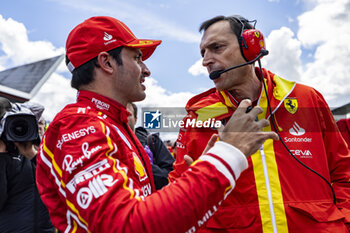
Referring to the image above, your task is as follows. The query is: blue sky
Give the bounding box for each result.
[1,0,349,123]
[1,0,303,93]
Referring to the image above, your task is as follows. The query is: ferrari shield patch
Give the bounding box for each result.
[284,98,298,114]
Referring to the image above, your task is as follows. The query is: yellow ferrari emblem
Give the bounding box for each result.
[254,31,260,38]
[284,98,298,114]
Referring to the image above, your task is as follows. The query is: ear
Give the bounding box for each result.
[96,52,114,75]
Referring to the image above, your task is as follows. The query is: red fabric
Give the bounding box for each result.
[241,29,266,61]
[66,16,161,70]
[36,90,236,233]
[337,118,350,149]
[170,68,350,232]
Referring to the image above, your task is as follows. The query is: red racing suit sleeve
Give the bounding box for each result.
[36,114,248,233]
[169,126,215,182]
[315,90,350,230]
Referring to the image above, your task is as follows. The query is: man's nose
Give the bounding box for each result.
[141,62,151,77]
[202,51,213,67]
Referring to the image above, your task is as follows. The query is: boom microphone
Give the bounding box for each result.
[209,49,269,80]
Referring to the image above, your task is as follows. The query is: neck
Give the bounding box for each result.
[228,70,261,101]
[79,83,127,107]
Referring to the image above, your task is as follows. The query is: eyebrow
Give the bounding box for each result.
[200,41,222,57]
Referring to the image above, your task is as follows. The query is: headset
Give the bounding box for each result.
[209,16,268,80]
[214,15,337,203]
[232,15,267,62]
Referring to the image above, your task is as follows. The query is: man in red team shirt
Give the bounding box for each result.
[35,16,278,233]
[170,15,350,232]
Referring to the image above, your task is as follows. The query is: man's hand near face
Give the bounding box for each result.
[184,99,278,167]
[219,99,279,157]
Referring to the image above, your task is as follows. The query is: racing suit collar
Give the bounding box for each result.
[218,67,264,109]
[76,90,129,123]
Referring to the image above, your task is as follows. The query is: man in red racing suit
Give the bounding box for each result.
[170,69,350,233]
[36,16,278,233]
[169,15,350,232]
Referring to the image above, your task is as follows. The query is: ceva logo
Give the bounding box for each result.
[289,122,305,136]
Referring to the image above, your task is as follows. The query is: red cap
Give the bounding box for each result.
[66,16,162,72]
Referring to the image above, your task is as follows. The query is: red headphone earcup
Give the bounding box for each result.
[241,29,266,61]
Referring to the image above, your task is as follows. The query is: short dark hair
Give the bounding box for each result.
[199,15,254,41]
[66,47,124,90]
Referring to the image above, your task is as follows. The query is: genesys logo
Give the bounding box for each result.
[56,126,96,149]
[289,122,305,136]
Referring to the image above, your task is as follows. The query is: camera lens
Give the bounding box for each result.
[4,114,38,142]
[10,119,29,137]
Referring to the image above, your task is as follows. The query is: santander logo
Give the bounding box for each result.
[103,32,113,41]
[289,122,305,136]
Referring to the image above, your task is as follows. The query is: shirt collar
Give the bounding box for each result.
[76,90,129,123]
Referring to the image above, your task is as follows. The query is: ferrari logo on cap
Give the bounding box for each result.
[284,98,298,114]
[254,31,260,38]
